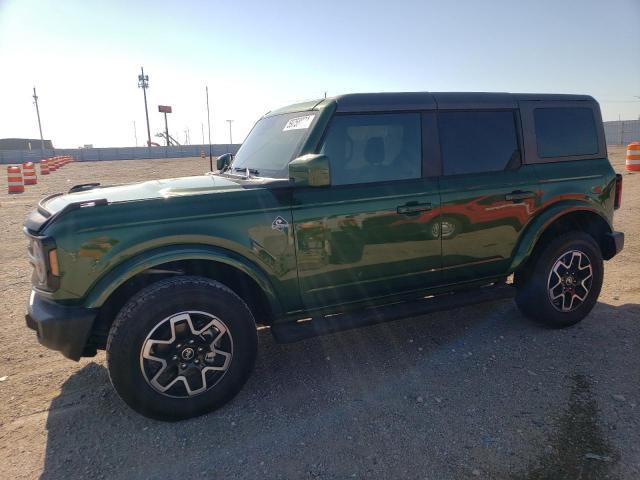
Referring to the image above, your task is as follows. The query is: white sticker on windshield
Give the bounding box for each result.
[283,115,315,131]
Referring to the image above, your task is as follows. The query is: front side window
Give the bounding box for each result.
[230,112,317,178]
[320,113,422,186]
[439,111,519,176]
[534,107,598,158]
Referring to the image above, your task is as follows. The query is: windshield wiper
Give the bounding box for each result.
[232,167,260,178]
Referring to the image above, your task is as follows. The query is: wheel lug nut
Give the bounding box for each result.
[197,347,203,352]
[189,339,195,345]
[180,363,187,369]
[172,355,178,361]
[176,344,182,349]
[194,360,199,364]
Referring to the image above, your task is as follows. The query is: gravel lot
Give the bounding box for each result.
[0,148,638,479]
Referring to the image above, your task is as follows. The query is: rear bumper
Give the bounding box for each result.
[602,231,624,260]
[25,290,97,361]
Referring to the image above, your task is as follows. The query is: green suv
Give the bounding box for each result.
[24,92,624,420]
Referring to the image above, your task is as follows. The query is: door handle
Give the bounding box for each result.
[397,202,432,215]
[505,191,535,202]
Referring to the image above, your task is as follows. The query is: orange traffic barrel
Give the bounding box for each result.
[7,166,24,193]
[49,157,59,171]
[23,162,37,185]
[626,142,640,172]
[40,159,50,175]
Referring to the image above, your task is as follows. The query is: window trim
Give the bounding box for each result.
[519,100,606,164]
[436,108,523,178]
[314,110,428,187]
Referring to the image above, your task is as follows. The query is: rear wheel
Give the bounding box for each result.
[106,276,257,420]
[515,232,603,327]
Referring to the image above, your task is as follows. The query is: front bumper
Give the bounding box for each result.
[25,290,98,361]
[602,231,624,260]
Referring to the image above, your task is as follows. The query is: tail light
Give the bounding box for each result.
[614,173,622,210]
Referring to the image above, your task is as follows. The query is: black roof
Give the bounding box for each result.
[332,92,595,112]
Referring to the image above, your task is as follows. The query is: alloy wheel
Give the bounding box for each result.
[547,250,593,312]
[139,311,233,398]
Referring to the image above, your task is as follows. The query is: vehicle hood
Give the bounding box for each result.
[42,175,241,215]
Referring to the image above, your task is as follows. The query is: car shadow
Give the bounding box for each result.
[39,300,639,479]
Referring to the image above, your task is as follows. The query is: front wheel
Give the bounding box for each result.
[515,232,603,328]
[106,276,258,420]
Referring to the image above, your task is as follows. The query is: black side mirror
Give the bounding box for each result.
[217,153,233,171]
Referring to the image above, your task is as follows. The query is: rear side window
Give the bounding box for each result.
[439,111,519,175]
[534,107,598,158]
[320,113,422,185]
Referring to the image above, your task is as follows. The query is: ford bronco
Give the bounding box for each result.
[24,92,624,420]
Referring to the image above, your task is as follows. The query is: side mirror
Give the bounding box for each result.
[216,153,233,171]
[289,154,331,187]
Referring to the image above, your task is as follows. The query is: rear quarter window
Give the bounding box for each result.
[534,107,598,158]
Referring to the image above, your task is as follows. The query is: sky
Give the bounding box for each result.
[0,0,638,148]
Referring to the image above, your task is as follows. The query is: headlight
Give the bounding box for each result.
[25,233,59,291]
[28,238,47,284]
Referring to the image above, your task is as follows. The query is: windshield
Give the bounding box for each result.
[229,111,317,178]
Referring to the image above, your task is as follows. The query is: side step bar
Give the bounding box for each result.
[271,283,515,343]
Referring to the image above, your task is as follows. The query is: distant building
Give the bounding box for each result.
[0,138,54,150]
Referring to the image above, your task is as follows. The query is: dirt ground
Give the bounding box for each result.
[0,148,638,479]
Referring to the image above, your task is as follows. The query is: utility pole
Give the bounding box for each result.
[226,119,234,147]
[133,120,138,146]
[206,86,213,171]
[138,67,151,147]
[32,87,45,158]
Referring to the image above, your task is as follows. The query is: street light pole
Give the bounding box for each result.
[32,87,45,158]
[138,67,151,147]
[133,120,138,146]
[226,119,234,148]
[206,86,213,171]
[163,111,170,146]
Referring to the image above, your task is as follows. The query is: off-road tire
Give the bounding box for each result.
[515,232,603,328]
[106,276,258,420]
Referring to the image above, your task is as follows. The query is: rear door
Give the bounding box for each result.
[291,112,442,310]
[437,110,539,283]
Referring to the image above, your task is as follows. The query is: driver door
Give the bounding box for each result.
[291,112,442,311]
